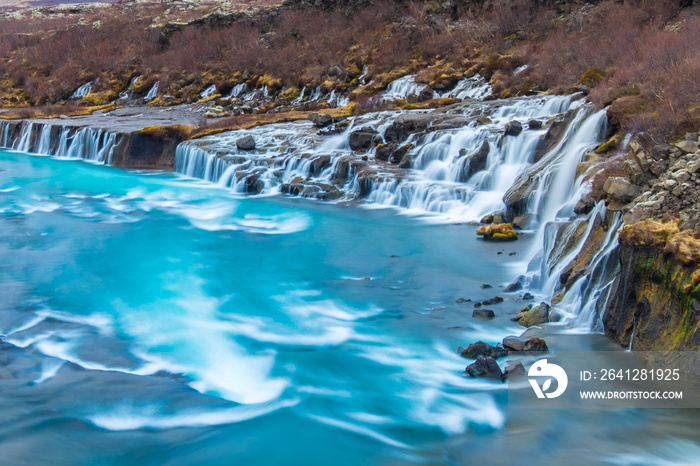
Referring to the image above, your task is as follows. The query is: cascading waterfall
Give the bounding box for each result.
[144,82,159,101]
[71,82,93,99]
[229,83,247,98]
[0,120,119,164]
[200,84,217,99]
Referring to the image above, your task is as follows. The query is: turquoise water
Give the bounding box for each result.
[2,149,700,465]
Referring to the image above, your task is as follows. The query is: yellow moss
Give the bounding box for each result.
[580,68,605,87]
[138,125,192,141]
[595,132,623,154]
[257,74,283,92]
[476,223,518,241]
[279,87,302,100]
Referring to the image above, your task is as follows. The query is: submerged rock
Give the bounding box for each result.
[504,120,523,136]
[483,296,504,305]
[476,223,518,241]
[502,335,549,352]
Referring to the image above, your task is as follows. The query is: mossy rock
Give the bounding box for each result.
[595,132,622,154]
[580,68,605,87]
[476,223,518,242]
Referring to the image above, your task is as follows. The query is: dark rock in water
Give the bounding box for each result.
[418,87,434,102]
[508,252,516,256]
[483,296,504,305]
[504,276,524,292]
[473,308,495,318]
[502,361,526,381]
[456,298,471,303]
[391,143,414,168]
[512,302,550,327]
[461,341,506,359]
[474,302,482,308]
[528,119,543,130]
[309,112,333,127]
[375,143,394,162]
[361,155,369,161]
[236,135,256,151]
[384,113,431,143]
[574,197,596,215]
[492,213,506,224]
[310,155,331,176]
[349,127,381,151]
[481,284,493,289]
[465,355,503,380]
[463,139,490,179]
[512,214,531,230]
[504,120,523,136]
[475,115,492,126]
[480,214,494,224]
[522,292,534,300]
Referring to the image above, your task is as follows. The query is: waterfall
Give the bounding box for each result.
[144,82,159,101]
[0,121,119,164]
[71,82,93,99]
[383,75,433,101]
[327,90,350,108]
[229,83,247,98]
[200,85,217,99]
[119,76,139,100]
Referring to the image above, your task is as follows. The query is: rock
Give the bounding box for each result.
[504,276,524,292]
[502,361,526,380]
[475,116,492,126]
[523,338,549,352]
[480,214,494,224]
[162,95,175,103]
[456,298,471,303]
[384,114,431,143]
[650,143,671,160]
[483,296,504,305]
[574,197,596,215]
[465,355,503,380]
[375,143,394,162]
[522,292,534,300]
[461,341,507,359]
[310,155,331,176]
[474,302,482,308]
[476,223,518,241]
[528,119,543,129]
[512,302,550,327]
[481,284,493,289]
[328,65,343,77]
[205,106,226,118]
[349,127,380,151]
[674,170,691,184]
[391,143,413,168]
[473,309,496,318]
[236,135,256,151]
[603,177,642,204]
[502,335,549,352]
[623,150,650,186]
[675,140,699,154]
[418,87,434,102]
[492,213,506,224]
[512,214,531,230]
[309,112,333,127]
[463,140,490,179]
[504,120,523,136]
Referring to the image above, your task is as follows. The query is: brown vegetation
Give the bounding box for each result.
[0,0,698,142]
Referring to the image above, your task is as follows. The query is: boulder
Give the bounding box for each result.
[462,139,490,179]
[502,361,526,380]
[528,119,543,130]
[349,127,380,151]
[465,355,503,380]
[309,112,333,128]
[461,341,507,359]
[512,302,550,327]
[512,214,531,230]
[375,143,394,162]
[391,143,414,167]
[522,292,534,300]
[504,120,523,136]
[328,65,343,77]
[502,335,549,352]
[476,223,518,241]
[483,296,504,305]
[473,309,496,318]
[236,135,256,151]
[418,87,434,102]
[384,114,431,143]
[574,197,596,215]
[504,276,524,292]
[650,143,671,160]
[675,140,699,154]
[480,214,494,224]
[475,116,492,126]
[603,177,642,204]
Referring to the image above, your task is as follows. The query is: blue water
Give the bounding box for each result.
[2,149,699,465]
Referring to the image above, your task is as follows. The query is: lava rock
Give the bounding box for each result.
[461,341,507,359]
[349,127,381,151]
[504,120,523,136]
[236,135,256,151]
[472,309,496,318]
[483,296,504,305]
[465,355,503,380]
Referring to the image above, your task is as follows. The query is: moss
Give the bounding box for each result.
[279,87,301,101]
[476,223,518,241]
[595,132,622,154]
[138,125,192,141]
[580,68,605,87]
